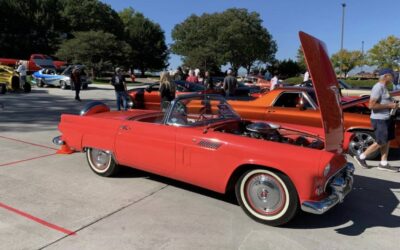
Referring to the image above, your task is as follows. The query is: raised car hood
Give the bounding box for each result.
[299,31,344,153]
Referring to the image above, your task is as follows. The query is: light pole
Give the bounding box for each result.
[340,3,346,78]
[361,40,364,72]
[340,3,346,51]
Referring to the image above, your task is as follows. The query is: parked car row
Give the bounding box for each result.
[54,32,355,227]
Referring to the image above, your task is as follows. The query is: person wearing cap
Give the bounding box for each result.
[353,68,399,172]
[223,69,238,98]
[111,67,128,111]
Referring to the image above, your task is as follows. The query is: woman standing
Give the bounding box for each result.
[159,71,176,111]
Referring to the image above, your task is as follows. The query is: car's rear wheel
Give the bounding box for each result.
[348,131,379,160]
[0,84,6,94]
[11,77,19,90]
[235,169,299,226]
[86,148,119,177]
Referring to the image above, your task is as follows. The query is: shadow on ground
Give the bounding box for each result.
[289,175,400,235]
[0,87,116,133]
[115,166,399,235]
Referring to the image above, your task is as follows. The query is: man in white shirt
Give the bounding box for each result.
[270,75,279,90]
[16,62,27,89]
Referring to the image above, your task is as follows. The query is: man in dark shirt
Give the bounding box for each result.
[111,68,128,111]
[223,69,238,97]
[71,66,81,101]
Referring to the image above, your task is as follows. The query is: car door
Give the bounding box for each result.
[114,119,176,176]
[265,91,322,127]
[174,127,226,190]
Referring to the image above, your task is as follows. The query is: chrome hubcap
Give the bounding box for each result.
[245,174,285,215]
[349,132,375,156]
[90,149,110,171]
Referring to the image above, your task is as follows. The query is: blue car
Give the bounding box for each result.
[32,65,91,90]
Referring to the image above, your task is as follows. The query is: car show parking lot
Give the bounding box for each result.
[0,84,399,250]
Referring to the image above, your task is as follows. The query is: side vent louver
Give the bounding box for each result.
[197,140,221,150]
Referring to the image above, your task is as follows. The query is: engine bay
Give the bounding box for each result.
[214,120,324,149]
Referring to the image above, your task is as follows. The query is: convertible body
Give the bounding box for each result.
[54,32,354,226]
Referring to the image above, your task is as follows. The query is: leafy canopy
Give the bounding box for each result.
[119,7,169,76]
[367,35,400,70]
[171,8,276,74]
[56,31,131,75]
[331,49,363,78]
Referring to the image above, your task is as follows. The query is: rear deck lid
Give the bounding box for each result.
[299,31,344,153]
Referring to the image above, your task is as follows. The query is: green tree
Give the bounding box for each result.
[296,46,307,72]
[277,59,302,79]
[218,8,276,73]
[56,31,131,78]
[171,13,223,72]
[60,0,124,38]
[171,8,276,74]
[0,0,66,58]
[119,8,168,76]
[331,49,363,78]
[367,35,400,70]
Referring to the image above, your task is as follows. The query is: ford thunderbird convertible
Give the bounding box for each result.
[53,32,354,226]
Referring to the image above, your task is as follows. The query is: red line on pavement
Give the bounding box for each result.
[0,202,76,235]
[0,153,57,167]
[0,135,58,151]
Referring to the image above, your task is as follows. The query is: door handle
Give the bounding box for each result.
[267,110,275,113]
[120,125,131,130]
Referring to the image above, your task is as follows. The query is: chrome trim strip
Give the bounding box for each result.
[301,163,354,215]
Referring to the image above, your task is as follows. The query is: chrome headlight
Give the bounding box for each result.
[323,164,331,177]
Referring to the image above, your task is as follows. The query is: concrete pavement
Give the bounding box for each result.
[0,84,399,250]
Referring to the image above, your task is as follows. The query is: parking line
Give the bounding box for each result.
[0,135,58,151]
[0,202,76,235]
[0,153,57,167]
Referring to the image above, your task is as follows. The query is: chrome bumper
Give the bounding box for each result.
[301,163,355,215]
[52,135,65,146]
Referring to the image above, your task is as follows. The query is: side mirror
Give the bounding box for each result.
[145,85,152,93]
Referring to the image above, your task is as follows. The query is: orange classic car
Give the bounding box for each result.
[227,86,400,159]
[53,32,354,226]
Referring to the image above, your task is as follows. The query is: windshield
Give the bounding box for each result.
[166,95,240,126]
[339,80,352,89]
[175,81,205,92]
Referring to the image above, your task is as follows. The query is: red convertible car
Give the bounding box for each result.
[53,32,354,226]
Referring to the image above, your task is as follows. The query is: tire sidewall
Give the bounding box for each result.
[86,148,117,177]
[349,131,379,160]
[236,169,298,226]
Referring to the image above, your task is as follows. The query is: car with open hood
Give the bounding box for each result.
[31,65,91,89]
[53,32,354,226]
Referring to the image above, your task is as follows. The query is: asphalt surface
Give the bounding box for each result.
[0,83,399,250]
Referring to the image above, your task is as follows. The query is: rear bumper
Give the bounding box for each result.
[301,163,355,215]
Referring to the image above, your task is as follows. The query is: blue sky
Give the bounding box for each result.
[102,0,400,70]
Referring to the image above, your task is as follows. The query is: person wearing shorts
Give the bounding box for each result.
[353,68,399,172]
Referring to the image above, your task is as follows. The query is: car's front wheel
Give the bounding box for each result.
[23,83,31,93]
[348,131,379,160]
[37,79,45,87]
[60,80,67,90]
[86,148,119,177]
[235,169,299,226]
